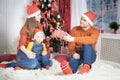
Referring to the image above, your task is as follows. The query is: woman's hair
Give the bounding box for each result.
[21,17,38,39]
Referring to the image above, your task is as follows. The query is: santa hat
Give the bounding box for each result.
[82,11,97,26]
[33,29,44,40]
[27,5,40,18]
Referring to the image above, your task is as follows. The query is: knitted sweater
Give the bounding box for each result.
[68,26,100,55]
[17,23,44,50]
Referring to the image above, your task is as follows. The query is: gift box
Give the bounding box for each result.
[52,30,67,38]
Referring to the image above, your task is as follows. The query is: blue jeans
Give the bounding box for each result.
[6,50,52,69]
[69,45,96,73]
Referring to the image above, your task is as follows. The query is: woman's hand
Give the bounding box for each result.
[20,46,36,59]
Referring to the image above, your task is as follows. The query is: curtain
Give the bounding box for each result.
[57,0,71,33]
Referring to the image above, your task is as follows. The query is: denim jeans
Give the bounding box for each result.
[69,45,96,73]
[6,50,52,69]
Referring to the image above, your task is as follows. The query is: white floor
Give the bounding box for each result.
[0,59,120,80]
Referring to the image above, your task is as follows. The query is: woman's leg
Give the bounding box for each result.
[6,50,38,69]
[41,56,52,67]
[16,50,28,61]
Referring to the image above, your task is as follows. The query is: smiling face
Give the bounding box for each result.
[35,14,41,22]
[80,16,91,30]
[34,32,45,44]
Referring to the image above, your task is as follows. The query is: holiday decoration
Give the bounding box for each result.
[82,11,97,26]
[52,29,67,39]
[31,0,67,52]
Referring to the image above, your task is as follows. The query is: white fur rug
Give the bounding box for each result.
[0,59,120,80]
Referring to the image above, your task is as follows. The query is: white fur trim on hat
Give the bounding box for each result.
[82,14,93,26]
[33,32,45,40]
[27,10,40,18]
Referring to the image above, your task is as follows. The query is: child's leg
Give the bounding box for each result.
[42,56,52,67]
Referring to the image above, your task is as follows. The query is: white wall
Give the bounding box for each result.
[0,0,31,54]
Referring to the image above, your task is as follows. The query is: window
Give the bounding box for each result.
[87,0,118,33]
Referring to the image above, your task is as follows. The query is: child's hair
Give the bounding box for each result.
[33,29,45,40]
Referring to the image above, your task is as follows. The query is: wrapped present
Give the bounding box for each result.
[52,30,67,38]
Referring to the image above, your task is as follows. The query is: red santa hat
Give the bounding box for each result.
[82,11,97,26]
[27,5,40,18]
[33,29,44,40]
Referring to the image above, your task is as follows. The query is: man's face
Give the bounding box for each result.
[80,16,90,29]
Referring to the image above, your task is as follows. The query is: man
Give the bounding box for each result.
[61,11,100,74]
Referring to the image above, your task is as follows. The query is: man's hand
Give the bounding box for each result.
[73,53,80,59]
[63,33,74,42]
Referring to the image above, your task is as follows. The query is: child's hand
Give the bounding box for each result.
[42,52,47,56]
[27,52,36,59]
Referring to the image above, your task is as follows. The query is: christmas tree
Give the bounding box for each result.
[32,0,67,53]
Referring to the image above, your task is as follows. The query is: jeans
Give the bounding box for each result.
[6,50,52,69]
[69,45,96,73]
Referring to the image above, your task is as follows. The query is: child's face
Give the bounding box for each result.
[35,33,45,44]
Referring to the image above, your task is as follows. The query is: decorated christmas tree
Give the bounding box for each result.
[32,0,67,53]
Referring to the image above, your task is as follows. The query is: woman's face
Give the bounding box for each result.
[35,14,41,22]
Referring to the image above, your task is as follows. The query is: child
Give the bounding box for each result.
[26,29,52,69]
